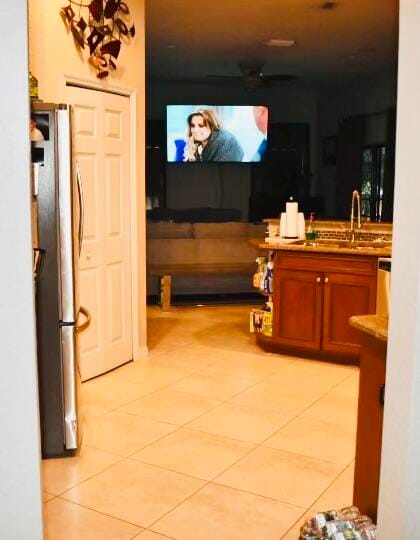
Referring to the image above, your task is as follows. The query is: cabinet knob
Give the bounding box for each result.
[324,277,329,283]
[316,277,321,283]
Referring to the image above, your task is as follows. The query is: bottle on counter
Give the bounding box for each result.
[306,212,317,242]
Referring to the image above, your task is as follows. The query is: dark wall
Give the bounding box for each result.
[146,81,318,221]
[146,119,313,222]
[146,74,398,221]
[316,74,398,220]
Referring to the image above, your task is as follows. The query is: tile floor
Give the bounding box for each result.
[42,305,359,539]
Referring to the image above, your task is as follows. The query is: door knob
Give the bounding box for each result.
[324,277,329,283]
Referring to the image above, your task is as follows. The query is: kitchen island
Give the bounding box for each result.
[256,239,391,364]
[350,314,388,522]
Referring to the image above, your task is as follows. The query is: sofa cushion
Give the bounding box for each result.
[147,238,261,266]
[146,207,241,223]
[147,221,192,239]
[246,223,267,238]
[192,222,249,239]
[192,222,266,239]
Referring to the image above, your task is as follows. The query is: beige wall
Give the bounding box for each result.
[377,0,420,537]
[1,2,43,536]
[28,0,147,354]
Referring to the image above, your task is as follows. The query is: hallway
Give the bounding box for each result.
[42,305,358,539]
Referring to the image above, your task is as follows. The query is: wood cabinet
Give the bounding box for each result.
[273,268,322,350]
[323,272,376,355]
[268,251,377,361]
[353,331,387,522]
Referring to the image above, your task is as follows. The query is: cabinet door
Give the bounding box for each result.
[353,335,387,522]
[273,269,323,350]
[322,273,376,354]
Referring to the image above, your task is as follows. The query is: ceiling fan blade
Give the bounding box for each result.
[263,74,298,82]
[206,75,242,81]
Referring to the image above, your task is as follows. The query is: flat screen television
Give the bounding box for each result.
[166,105,268,163]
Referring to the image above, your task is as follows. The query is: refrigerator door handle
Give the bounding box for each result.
[76,305,91,334]
[33,247,45,279]
[76,162,85,257]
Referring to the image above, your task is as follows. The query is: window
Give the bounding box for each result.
[361,145,386,221]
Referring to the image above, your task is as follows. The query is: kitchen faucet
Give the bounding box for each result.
[349,189,361,243]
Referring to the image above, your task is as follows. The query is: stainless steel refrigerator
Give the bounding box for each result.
[31,102,90,458]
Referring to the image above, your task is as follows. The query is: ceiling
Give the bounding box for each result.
[146,0,399,90]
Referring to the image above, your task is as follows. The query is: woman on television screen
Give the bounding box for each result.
[183,109,244,162]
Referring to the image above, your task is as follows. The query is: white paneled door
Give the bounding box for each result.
[67,85,132,381]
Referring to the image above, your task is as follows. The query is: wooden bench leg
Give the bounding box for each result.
[160,275,171,311]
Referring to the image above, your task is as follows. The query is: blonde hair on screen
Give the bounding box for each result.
[183,109,222,161]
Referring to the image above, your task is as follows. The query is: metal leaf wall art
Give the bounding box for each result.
[61,0,136,79]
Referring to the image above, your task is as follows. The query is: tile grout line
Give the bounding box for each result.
[82,344,357,488]
[49,449,128,498]
[135,342,358,529]
[279,460,357,539]
[101,349,298,434]
[83,365,210,416]
[139,530,176,540]
[86,360,356,427]
[126,412,340,528]
[69,416,353,535]
[63,307,358,538]
[52,494,146,532]
[144,459,307,534]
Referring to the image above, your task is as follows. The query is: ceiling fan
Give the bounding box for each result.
[207,61,298,88]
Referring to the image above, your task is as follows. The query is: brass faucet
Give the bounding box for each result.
[349,190,361,243]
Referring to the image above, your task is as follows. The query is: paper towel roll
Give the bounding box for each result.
[285,201,298,238]
[279,213,286,238]
[298,212,305,239]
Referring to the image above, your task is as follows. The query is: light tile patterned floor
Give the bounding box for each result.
[42,305,358,539]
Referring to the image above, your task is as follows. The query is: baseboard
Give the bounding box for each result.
[133,346,149,361]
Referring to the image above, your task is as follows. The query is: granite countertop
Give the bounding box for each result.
[349,315,388,342]
[260,239,392,257]
[264,218,393,235]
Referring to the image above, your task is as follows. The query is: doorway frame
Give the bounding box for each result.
[61,73,145,362]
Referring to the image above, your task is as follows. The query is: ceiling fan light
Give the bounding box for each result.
[265,39,296,48]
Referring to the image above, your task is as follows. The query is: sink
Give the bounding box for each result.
[350,240,392,250]
[313,239,347,248]
[298,239,348,249]
[296,239,392,250]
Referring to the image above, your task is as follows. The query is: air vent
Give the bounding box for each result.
[321,1,338,10]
